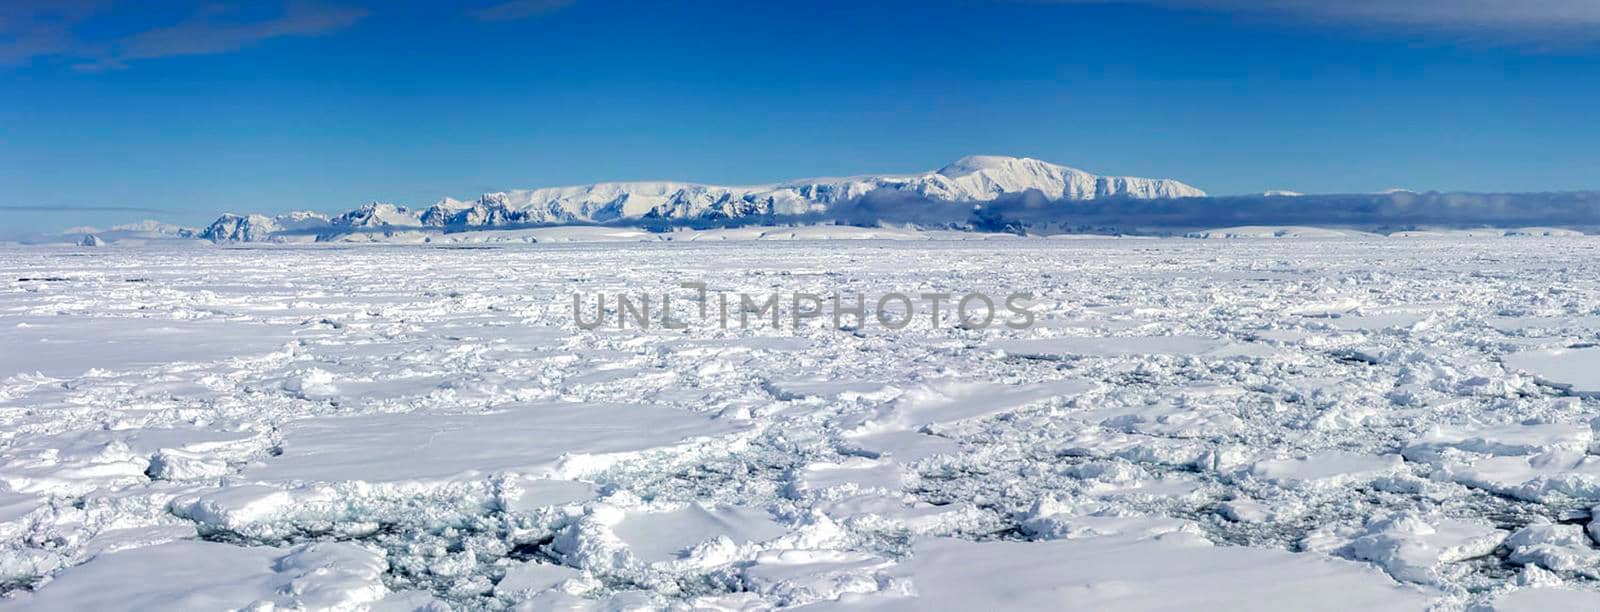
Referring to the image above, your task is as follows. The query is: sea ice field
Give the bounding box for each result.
[3,236,1600,610]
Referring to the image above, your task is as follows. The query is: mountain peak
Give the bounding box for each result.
[937,155,1056,177]
[925,155,1202,201]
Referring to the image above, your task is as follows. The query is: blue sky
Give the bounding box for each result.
[4,0,1600,233]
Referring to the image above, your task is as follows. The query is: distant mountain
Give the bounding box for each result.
[46,219,202,246]
[189,156,1205,242]
[35,186,1600,245]
[199,211,330,243]
[457,155,1206,225]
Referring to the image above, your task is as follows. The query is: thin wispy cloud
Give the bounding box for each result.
[1,0,368,70]
[85,1,368,71]
[0,0,111,65]
[0,204,174,213]
[470,0,577,22]
[1046,0,1600,41]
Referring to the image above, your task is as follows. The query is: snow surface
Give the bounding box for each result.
[3,235,1600,609]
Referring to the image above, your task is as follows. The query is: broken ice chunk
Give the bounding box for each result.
[1340,512,1505,585]
[493,561,579,599]
[1503,522,1600,576]
[1246,451,1405,487]
[1492,587,1600,611]
[1503,347,1600,397]
[992,335,1229,359]
[611,503,786,564]
[844,379,1091,437]
[1403,423,1593,463]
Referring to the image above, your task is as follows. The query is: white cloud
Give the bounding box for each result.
[1048,0,1600,36]
[113,2,367,62]
[1,1,368,70]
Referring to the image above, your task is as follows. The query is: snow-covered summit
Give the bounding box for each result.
[937,154,1021,176]
[923,155,1204,201]
[332,203,423,229]
[199,211,330,243]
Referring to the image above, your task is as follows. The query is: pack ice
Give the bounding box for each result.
[2,235,1599,610]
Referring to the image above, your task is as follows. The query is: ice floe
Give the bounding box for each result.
[248,402,749,485]
[2,541,387,611]
[1504,347,1600,397]
[847,533,1432,610]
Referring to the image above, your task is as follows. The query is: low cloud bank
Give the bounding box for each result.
[642,189,1600,235]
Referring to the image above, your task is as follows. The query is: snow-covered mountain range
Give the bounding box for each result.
[183,156,1202,242]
